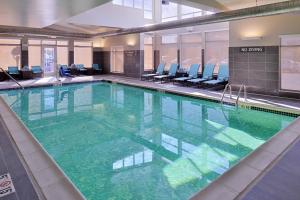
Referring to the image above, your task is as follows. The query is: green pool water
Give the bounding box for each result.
[0,82,295,200]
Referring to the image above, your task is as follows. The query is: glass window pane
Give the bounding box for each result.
[0,45,21,70]
[74,47,92,68]
[0,39,21,45]
[162,35,177,44]
[57,40,68,46]
[134,0,143,9]
[161,45,177,70]
[281,46,300,91]
[181,33,202,43]
[57,46,69,66]
[181,46,202,71]
[28,39,41,45]
[206,30,229,41]
[74,41,92,47]
[144,11,152,19]
[124,0,133,7]
[144,0,152,10]
[205,31,229,74]
[113,0,122,5]
[42,40,56,45]
[181,5,194,15]
[182,14,194,19]
[162,2,177,19]
[28,46,41,67]
[144,36,153,71]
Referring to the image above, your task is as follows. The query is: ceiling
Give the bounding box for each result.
[0,0,111,28]
[0,0,295,38]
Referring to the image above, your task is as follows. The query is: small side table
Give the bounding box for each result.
[21,70,33,79]
[86,68,94,75]
[0,72,7,81]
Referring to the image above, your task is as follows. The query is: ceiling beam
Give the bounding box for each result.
[171,0,228,11]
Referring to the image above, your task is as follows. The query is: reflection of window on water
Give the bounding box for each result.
[113,148,153,170]
[162,133,178,154]
[43,89,55,111]
[112,87,124,108]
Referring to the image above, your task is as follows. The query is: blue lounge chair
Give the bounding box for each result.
[75,64,87,74]
[204,64,229,85]
[92,64,103,74]
[7,66,20,75]
[187,63,215,85]
[154,63,178,83]
[31,66,43,77]
[59,66,73,77]
[173,64,200,83]
[7,66,20,79]
[141,63,165,80]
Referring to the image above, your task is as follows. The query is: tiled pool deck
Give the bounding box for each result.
[0,75,299,200]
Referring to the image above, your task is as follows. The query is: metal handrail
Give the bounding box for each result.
[0,67,24,90]
[221,83,232,103]
[236,84,247,106]
[221,84,247,106]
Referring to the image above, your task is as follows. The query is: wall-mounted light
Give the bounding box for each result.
[241,36,263,41]
[127,39,136,46]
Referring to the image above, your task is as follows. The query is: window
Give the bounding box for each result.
[28,45,41,67]
[0,38,21,70]
[205,31,229,74]
[181,5,202,19]
[180,33,202,71]
[112,0,122,5]
[280,35,300,91]
[144,35,153,71]
[161,35,178,70]
[28,39,69,69]
[124,0,133,7]
[74,41,92,68]
[57,40,69,66]
[134,0,143,9]
[112,0,152,19]
[162,2,178,22]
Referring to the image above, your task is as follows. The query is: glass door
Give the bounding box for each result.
[111,46,124,73]
[42,46,56,76]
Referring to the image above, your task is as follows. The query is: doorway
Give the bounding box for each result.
[111,46,124,73]
[42,46,56,76]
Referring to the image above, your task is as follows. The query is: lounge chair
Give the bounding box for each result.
[31,66,43,78]
[203,63,229,85]
[7,66,20,79]
[92,64,103,74]
[187,63,215,85]
[141,63,165,80]
[75,64,87,74]
[154,63,178,83]
[173,64,200,83]
[59,66,73,77]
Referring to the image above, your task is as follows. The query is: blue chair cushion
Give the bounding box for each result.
[7,66,19,74]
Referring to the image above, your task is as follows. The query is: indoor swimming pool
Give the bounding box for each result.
[0,82,296,200]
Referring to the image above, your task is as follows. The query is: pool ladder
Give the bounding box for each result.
[221,84,247,106]
[0,67,24,90]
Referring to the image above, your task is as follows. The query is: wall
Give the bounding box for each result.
[229,13,300,95]
[93,34,142,77]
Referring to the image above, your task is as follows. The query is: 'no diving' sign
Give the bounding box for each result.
[0,173,15,198]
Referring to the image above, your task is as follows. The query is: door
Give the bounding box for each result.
[111,46,124,73]
[42,46,56,76]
